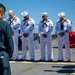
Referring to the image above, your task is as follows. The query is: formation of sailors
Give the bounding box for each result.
[6,10,71,62]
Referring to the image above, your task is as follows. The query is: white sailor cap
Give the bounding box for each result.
[58,12,65,17]
[21,11,29,16]
[41,12,48,16]
[8,10,14,14]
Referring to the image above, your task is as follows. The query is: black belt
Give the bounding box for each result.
[0,48,5,52]
[0,50,4,52]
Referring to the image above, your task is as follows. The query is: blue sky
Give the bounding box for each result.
[0,0,75,31]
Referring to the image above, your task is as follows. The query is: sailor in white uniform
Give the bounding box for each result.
[38,12,53,61]
[6,10,20,60]
[20,11,35,61]
[55,12,71,62]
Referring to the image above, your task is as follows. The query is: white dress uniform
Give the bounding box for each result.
[55,12,71,61]
[6,16,20,60]
[20,17,35,60]
[39,18,53,61]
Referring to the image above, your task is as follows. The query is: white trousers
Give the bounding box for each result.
[40,35,53,60]
[12,30,19,59]
[21,34,35,60]
[58,33,70,61]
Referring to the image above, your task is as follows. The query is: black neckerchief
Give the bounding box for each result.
[42,19,49,28]
[60,19,67,30]
[23,19,30,26]
[9,17,16,25]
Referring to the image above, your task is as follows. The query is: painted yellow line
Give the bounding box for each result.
[10,61,75,65]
